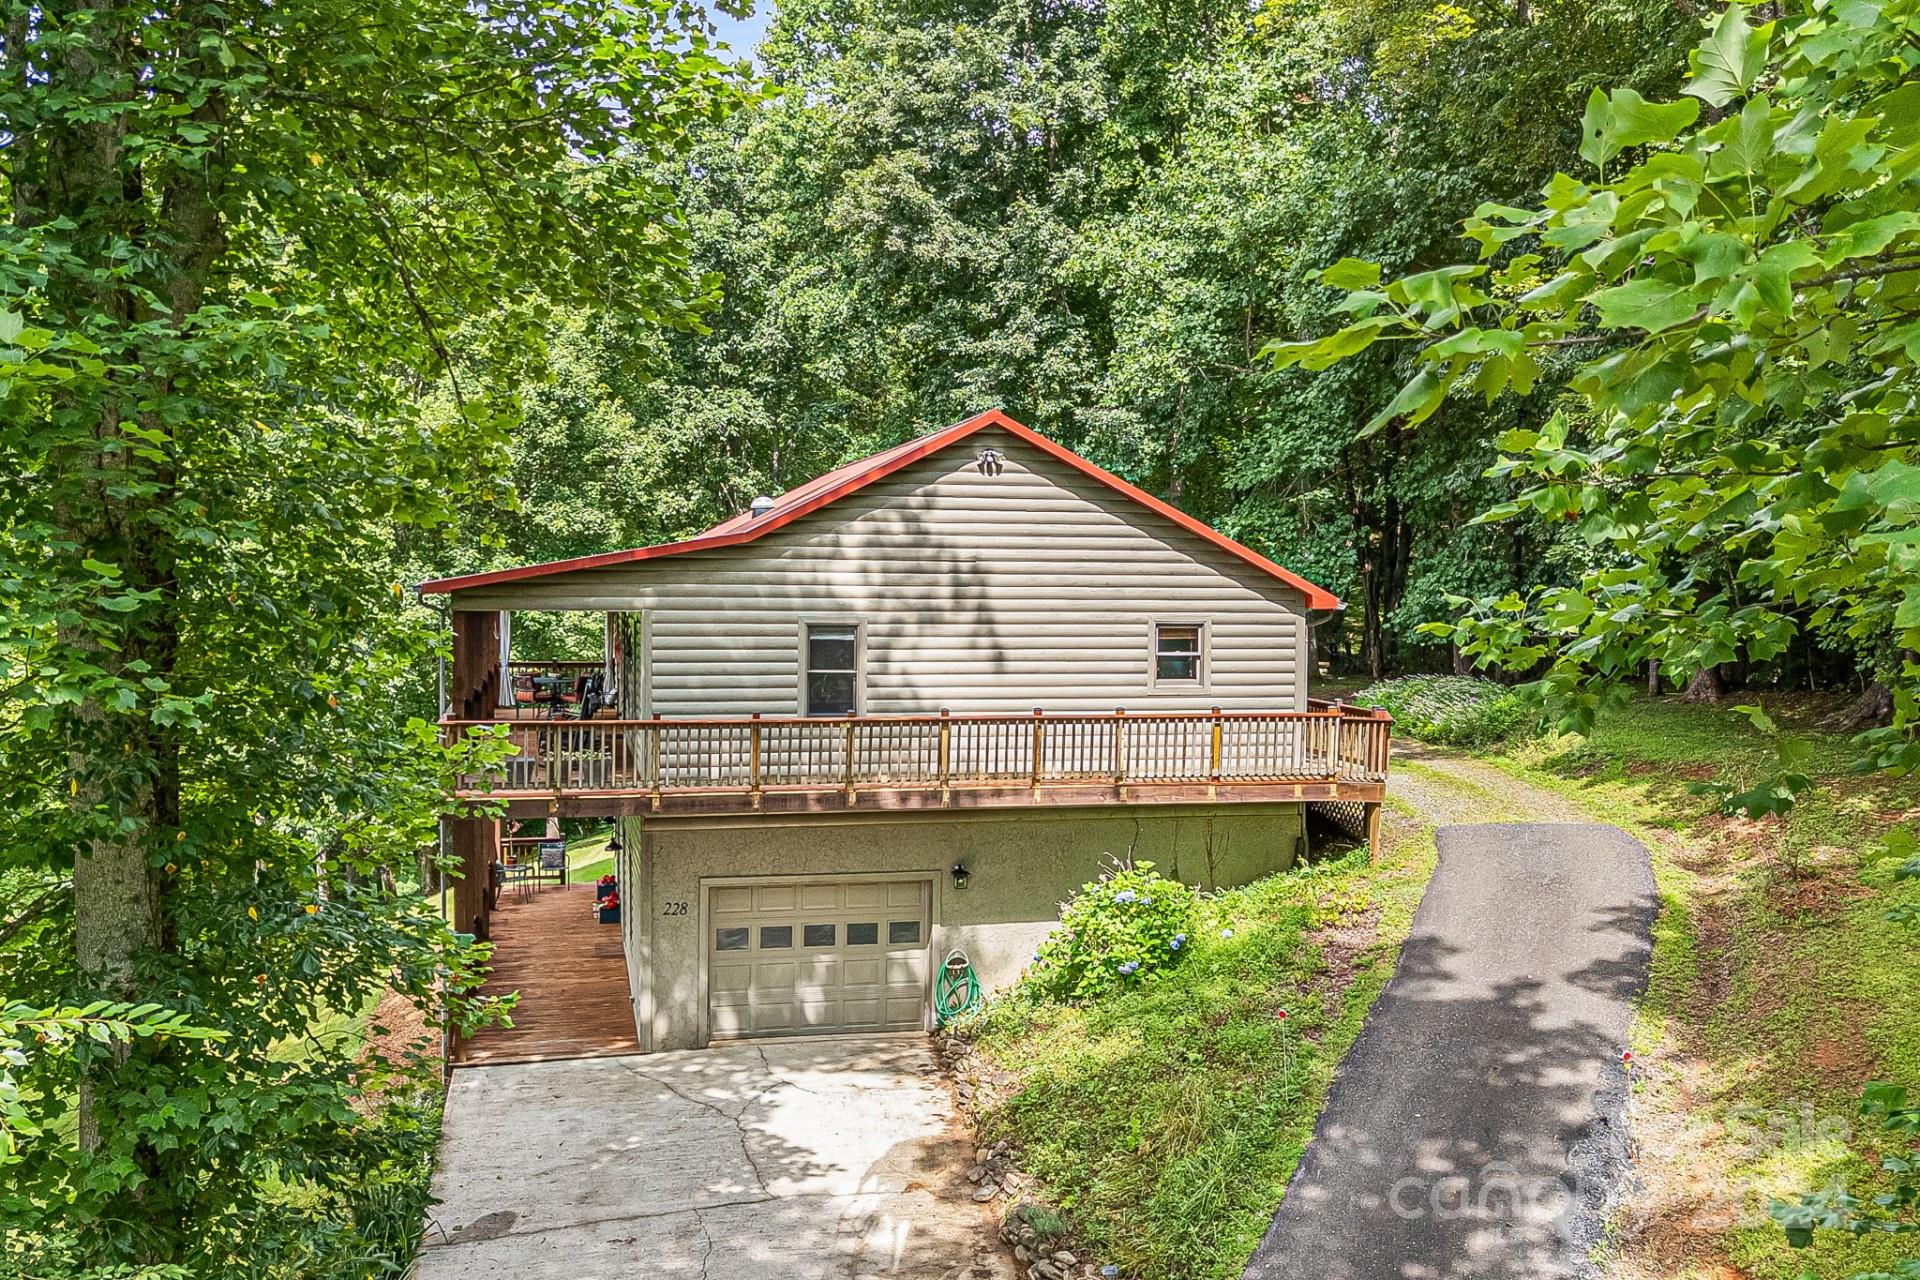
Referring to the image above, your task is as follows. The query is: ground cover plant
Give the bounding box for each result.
[1353,675,1540,747]
[953,819,1438,1280]
[1476,697,1920,1280]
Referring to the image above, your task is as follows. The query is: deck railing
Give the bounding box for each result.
[443,705,1391,799]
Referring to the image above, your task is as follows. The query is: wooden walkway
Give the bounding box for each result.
[456,884,640,1066]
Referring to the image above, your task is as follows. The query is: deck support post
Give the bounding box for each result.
[1030,707,1044,798]
[1112,707,1126,788]
[937,709,951,807]
[1364,801,1383,863]
[449,814,498,942]
[749,713,763,811]
[1208,705,1223,798]
[844,711,857,803]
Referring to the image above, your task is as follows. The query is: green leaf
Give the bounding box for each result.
[1588,277,1702,333]
[1361,369,1446,437]
[0,310,21,344]
[1581,88,1702,169]
[1685,5,1772,108]
[1320,258,1382,291]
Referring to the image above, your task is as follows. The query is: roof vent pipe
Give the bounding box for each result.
[749,495,776,519]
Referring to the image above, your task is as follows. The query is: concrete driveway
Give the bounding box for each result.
[1246,822,1657,1280]
[417,1037,1012,1280]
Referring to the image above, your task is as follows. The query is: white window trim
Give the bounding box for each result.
[1148,620,1210,691]
[797,618,867,716]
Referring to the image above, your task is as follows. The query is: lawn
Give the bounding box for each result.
[566,828,614,885]
[951,804,1441,1280]
[1478,696,1920,1280]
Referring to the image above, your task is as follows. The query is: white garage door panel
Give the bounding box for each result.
[707,878,931,1040]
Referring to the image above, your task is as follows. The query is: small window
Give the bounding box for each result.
[847,922,879,945]
[760,925,793,949]
[1154,624,1203,683]
[803,923,836,948]
[715,927,749,952]
[888,920,922,945]
[806,624,859,715]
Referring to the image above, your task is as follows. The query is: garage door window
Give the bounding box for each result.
[888,920,922,944]
[847,922,878,945]
[715,927,749,951]
[803,923,836,947]
[760,925,793,948]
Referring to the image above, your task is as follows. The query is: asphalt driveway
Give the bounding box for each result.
[1246,822,1657,1280]
[416,1037,1012,1280]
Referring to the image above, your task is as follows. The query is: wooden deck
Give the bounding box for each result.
[455,884,640,1067]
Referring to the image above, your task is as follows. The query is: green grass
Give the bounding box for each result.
[566,828,614,885]
[1353,674,1541,747]
[1477,696,1920,1280]
[956,811,1439,1280]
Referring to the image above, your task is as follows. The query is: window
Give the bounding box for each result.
[805,623,859,715]
[759,925,793,949]
[715,927,749,952]
[888,920,922,945]
[1154,623,1203,684]
[803,923,836,948]
[847,922,879,945]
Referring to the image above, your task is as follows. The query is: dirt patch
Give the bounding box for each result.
[1627,761,1717,783]
[353,988,440,1111]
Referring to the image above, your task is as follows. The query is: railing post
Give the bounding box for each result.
[648,723,662,812]
[1209,706,1223,796]
[1112,707,1126,788]
[1031,707,1044,795]
[749,713,763,811]
[937,708,952,806]
[844,710,857,803]
[1328,715,1343,780]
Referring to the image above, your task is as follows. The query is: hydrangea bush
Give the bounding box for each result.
[1352,676,1540,748]
[1028,861,1198,1000]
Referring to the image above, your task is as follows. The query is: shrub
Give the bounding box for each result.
[1028,861,1198,1000]
[1353,675,1540,747]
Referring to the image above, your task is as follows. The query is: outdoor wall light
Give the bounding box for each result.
[951,861,971,890]
[607,833,623,854]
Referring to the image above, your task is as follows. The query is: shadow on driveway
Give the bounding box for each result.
[1246,822,1656,1280]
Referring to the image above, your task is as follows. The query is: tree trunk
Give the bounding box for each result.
[1821,681,1894,731]
[1646,659,1661,696]
[1683,665,1724,703]
[1452,643,1472,676]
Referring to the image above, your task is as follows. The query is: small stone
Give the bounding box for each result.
[1013,1246,1032,1264]
[967,1164,986,1182]
[972,1184,999,1202]
[1051,1252,1076,1266]
[1030,1264,1062,1280]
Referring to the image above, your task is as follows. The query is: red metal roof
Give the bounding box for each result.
[417,409,1340,608]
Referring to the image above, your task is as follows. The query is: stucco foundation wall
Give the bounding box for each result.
[625,803,1303,1052]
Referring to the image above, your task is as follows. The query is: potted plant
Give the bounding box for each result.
[595,873,617,902]
[597,890,620,925]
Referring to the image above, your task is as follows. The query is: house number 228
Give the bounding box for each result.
[661,901,689,917]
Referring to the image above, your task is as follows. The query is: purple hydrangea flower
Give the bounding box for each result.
[1114,889,1139,904]
[1118,960,1139,975]
[1170,934,1185,951]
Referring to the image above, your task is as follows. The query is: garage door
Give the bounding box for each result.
[707,878,931,1040]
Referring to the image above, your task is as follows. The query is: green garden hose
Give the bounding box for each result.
[935,948,982,1024]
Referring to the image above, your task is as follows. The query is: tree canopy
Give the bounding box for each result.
[1267,1,1920,761]
[0,0,746,1268]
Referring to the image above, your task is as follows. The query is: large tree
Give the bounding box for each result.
[1268,0,1920,747]
[0,0,744,1268]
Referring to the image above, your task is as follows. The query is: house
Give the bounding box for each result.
[421,410,1389,1054]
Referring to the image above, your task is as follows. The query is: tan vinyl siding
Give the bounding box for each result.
[454,426,1312,716]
